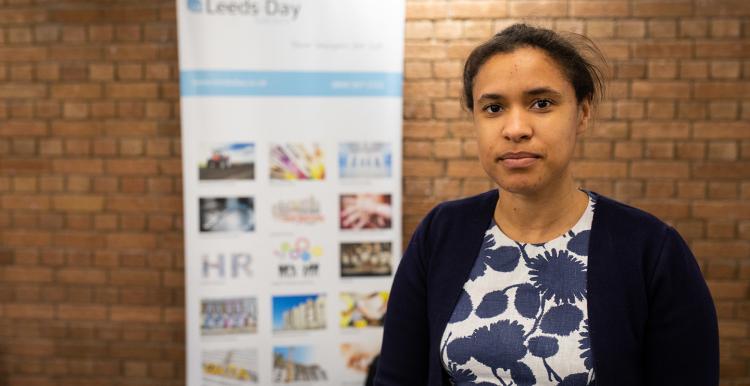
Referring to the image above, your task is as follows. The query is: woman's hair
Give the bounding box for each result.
[463,23,606,111]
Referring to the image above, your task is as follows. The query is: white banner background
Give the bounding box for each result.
[177,0,404,385]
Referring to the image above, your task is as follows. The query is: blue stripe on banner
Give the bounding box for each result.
[180,70,403,97]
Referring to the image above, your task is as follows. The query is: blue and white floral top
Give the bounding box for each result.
[440,194,596,386]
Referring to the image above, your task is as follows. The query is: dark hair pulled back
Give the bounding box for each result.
[463,23,606,111]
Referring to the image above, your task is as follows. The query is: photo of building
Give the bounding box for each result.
[272,294,326,332]
[272,346,327,383]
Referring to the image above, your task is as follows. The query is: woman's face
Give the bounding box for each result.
[472,47,590,195]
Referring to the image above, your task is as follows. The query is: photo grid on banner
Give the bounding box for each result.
[177,0,405,385]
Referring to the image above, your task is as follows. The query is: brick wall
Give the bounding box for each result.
[0,0,747,384]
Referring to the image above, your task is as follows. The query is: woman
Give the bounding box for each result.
[375,24,718,386]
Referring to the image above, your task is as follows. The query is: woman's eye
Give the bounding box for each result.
[532,99,553,109]
[484,104,502,113]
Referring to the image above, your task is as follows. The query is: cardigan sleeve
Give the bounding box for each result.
[643,226,719,385]
[374,211,433,385]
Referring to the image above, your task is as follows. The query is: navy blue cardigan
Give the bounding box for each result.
[375,190,718,385]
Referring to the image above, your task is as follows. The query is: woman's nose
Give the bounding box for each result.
[502,108,532,142]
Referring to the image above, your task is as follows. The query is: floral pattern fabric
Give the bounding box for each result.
[441,195,596,386]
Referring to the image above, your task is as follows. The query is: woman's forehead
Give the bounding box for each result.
[472,47,572,97]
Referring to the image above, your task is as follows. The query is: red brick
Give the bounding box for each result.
[51,121,103,137]
[406,2,449,19]
[631,199,690,220]
[645,181,675,198]
[405,21,433,40]
[57,305,108,321]
[694,240,749,259]
[110,306,161,323]
[105,160,157,175]
[695,41,750,58]
[631,161,689,178]
[710,61,741,79]
[614,180,643,199]
[57,268,107,285]
[106,234,157,249]
[48,46,103,61]
[5,304,54,319]
[676,142,706,161]
[615,20,646,38]
[586,20,614,38]
[711,19,742,37]
[1,266,53,283]
[680,19,708,38]
[696,0,750,16]
[105,83,158,99]
[707,141,738,160]
[144,25,173,43]
[53,195,104,212]
[0,47,47,62]
[646,101,676,119]
[89,64,114,82]
[644,141,674,159]
[103,121,158,136]
[582,141,612,159]
[404,100,432,119]
[680,60,708,79]
[632,81,691,99]
[509,1,567,17]
[707,221,737,239]
[572,161,628,178]
[111,270,159,286]
[403,160,444,177]
[449,1,507,18]
[0,84,46,98]
[648,60,677,79]
[633,42,692,58]
[571,1,628,17]
[633,2,692,17]
[693,201,750,219]
[676,101,707,120]
[708,281,749,300]
[50,84,101,99]
[52,159,104,174]
[0,9,47,24]
[1,195,50,211]
[404,80,447,99]
[694,121,750,139]
[694,162,750,179]
[434,21,462,40]
[614,142,643,159]
[116,101,143,119]
[708,101,738,119]
[0,120,47,137]
[615,100,644,119]
[463,21,492,39]
[433,100,465,119]
[677,181,706,199]
[596,42,630,60]
[616,62,645,79]
[588,122,628,139]
[107,43,158,61]
[446,160,486,178]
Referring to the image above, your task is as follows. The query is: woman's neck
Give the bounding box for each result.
[494,177,589,244]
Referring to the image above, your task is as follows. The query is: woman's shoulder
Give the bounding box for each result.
[590,191,671,234]
[588,192,692,268]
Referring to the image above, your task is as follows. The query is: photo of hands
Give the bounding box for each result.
[339,193,392,230]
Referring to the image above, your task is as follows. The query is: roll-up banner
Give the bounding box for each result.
[177,1,405,384]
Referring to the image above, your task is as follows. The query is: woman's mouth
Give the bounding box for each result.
[497,152,541,169]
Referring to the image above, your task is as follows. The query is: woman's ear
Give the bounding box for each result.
[576,98,592,135]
